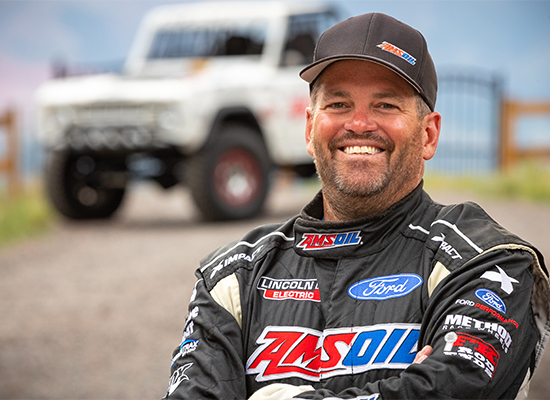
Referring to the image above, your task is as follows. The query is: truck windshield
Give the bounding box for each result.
[147,25,267,59]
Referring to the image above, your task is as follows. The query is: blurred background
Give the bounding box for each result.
[1,0,550,399]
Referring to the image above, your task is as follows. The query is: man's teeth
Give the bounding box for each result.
[343,146,382,155]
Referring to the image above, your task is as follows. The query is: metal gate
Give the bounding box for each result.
[427,70,503,175]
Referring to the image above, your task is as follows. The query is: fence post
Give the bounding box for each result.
[0,108,20,196]
[498,100,550,171]
[498,100,515,172]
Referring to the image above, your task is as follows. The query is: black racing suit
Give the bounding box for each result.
[164,184,550,399]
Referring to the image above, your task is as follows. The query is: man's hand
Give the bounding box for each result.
[413,345,433,364]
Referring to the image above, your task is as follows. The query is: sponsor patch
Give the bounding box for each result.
[442,314,511,353]
[377,41,416,65]
[166,363,193,396]
[181,306,199,342]
[481,266,519,295]
[210,245,264,278]
[475,289,506,313]
[297,231,362,251]
[246,324,420,382]
[455,299,518,328]
[258,277,320,302]
[171,339,200,367]
[431,233,462,260]
[443,332,500,379]
[348,274,423,301]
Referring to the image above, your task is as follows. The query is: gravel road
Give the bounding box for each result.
[1,177,549,399]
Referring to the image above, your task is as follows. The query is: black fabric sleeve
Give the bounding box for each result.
[162,271,246,399]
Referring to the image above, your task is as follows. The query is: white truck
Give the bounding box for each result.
[35,1,338,220]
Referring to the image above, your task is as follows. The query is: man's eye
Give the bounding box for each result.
[379,103,398,110]
[328,102,346,109]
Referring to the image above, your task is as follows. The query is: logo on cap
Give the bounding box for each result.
[377,41,416,65]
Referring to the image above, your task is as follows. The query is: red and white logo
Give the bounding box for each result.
[258,277,320,302]
[297,231,362,251]
[443,332,500,379]
[246,324,420,382]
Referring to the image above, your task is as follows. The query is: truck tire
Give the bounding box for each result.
[45,150,126,219]
[186,125,272,221]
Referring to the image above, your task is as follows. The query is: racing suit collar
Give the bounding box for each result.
[294,182,430,259]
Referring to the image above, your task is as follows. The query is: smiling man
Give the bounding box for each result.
[305,59,439,221]
[163,13,549,400]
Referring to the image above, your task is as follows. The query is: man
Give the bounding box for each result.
[164,13,550,400]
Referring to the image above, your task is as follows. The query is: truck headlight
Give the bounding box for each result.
[46,106,76,133]
[158,107,181,132]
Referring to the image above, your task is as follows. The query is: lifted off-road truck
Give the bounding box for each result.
[35,1,338,220]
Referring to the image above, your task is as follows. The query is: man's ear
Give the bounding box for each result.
[305,107,315,157]
[421,111,441,161]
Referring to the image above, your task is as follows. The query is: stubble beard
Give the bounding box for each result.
[312,126,424,220]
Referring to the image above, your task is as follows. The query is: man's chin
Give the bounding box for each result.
[328,178,388,199]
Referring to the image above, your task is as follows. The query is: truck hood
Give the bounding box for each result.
[35,59,272,107]
[35,73,192,106]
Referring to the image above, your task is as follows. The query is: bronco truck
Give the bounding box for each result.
[35,1,338,220]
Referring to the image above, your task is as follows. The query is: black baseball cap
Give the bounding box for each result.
[300,13,437,111]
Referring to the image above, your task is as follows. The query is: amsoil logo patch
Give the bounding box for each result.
[377,41,416,65]
[246,324,420,382]
[258,277,320,302]
[297,231,362,251]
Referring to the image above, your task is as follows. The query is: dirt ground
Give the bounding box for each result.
[1,177,549,399]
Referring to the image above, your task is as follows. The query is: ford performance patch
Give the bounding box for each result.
[297,231,362,251]
[475,289,507,313]
[348,274,423,300]
[258,277,320,302]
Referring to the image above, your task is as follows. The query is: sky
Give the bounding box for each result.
[0,0,549,174]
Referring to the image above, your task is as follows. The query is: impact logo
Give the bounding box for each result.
[348,274,423,301]
[297,231,362,251]
[431,233,462,260]
[443,332,500,379]
[377,41,416,65]
[258,277,320,302]
[475,289,506,313]
[246,324,420,382]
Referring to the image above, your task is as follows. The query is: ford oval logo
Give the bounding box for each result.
[348,274,423,301]
[475,289,506,313]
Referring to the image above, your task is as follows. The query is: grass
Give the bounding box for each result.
[424,162,550,203]
[0,185,55,249]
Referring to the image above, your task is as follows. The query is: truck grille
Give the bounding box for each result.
[75,103,158,126]
[65,125,162,151]
[63,103,166,151]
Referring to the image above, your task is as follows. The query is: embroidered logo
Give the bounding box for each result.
[297,231,361,251]
[377,41,416,65]
[443,332,500,379]
[475,289,507,313]
[246,324,420,382]
[348,274,423,301]
[257,277,321,302]
[480,266,518,295]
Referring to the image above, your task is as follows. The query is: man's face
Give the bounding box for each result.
[305,60,439,217]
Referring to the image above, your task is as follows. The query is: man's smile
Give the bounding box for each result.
[341,145,383,155]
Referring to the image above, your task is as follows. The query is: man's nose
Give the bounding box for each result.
[343,108,378,134]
